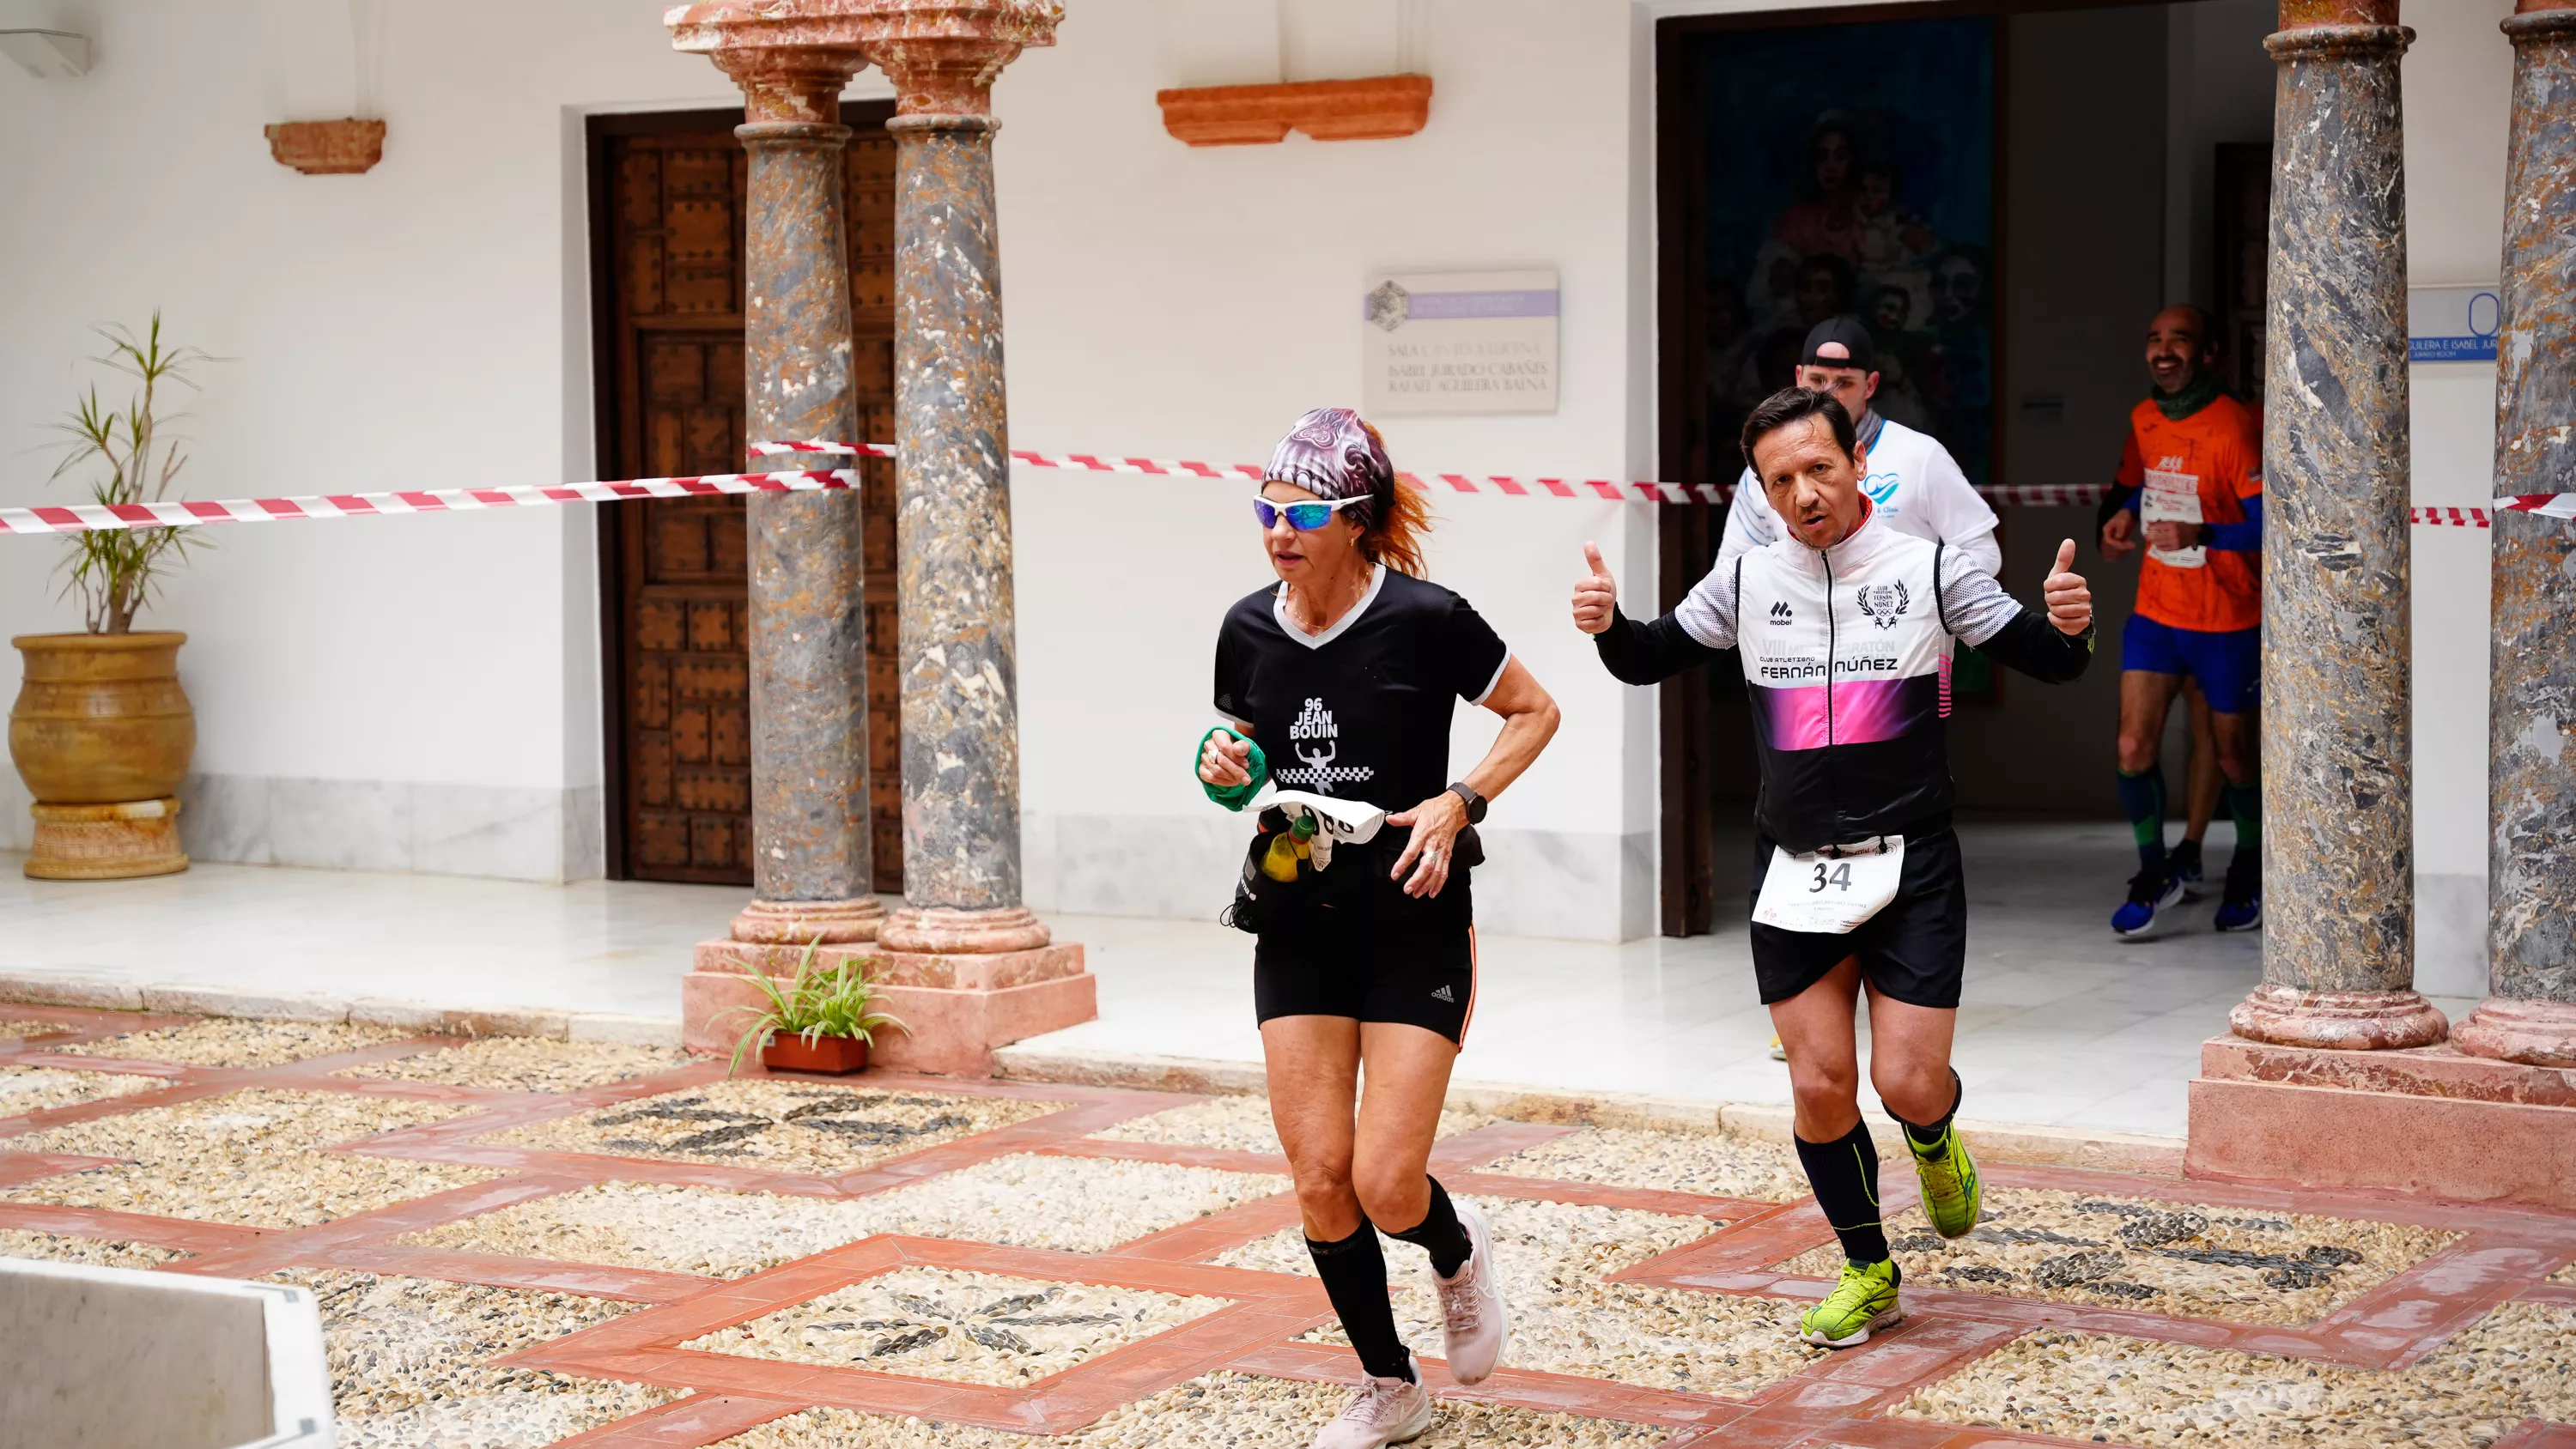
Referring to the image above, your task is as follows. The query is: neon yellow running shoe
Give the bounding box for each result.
[1799,1258,1902,1348]
[1906,1119,1982,1240]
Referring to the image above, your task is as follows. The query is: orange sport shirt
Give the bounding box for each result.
[2116,391,2263,634]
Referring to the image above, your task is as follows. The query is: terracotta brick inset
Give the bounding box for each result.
[1156,76,1433,146]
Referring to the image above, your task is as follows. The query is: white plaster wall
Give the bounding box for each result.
[0,0,770,877]
[999,0,1657,940]
[0,0,1660,929]
[2401,0,2512,997]
[0,0,2518,955]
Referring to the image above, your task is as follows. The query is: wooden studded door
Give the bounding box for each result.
[592,107,902,890]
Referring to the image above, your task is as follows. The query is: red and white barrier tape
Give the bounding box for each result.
[3,437,2567,536]
[0,470,856,536]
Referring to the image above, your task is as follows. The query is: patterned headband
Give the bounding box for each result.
[1264,407,1393,527]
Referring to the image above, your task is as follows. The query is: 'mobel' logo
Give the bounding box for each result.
[1769,600,1795,625]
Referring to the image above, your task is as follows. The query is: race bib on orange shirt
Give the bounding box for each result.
[2143,468,2206,570]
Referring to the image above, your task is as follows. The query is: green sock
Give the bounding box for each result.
[2116,767,2168,870]
[2226,780,2260,855]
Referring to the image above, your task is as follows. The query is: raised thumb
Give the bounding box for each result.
[1583,542,1608,578]
[2053,538,2076,574]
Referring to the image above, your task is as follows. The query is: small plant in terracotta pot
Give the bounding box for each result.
[726,938,909,1076]
[8,315,212,880]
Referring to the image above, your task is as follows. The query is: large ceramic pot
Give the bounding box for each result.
[9,632,194,879]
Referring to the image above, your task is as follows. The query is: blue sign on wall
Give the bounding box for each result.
[2410,286,2500,362]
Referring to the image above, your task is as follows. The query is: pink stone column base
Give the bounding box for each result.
[865,974,1098,1076]
[679,938,1095,1074]
[2451,997,2576,1069]
[730,895,884,945]
[2187,1075,2576,1209]
[2227,983,2448,1050]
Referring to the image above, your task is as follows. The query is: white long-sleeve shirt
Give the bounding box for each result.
[1719,414,2002,579]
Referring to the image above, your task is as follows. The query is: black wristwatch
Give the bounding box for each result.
[1446,782,1488,824]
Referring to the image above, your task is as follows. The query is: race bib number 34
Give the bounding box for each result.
[1753,838,1906,935]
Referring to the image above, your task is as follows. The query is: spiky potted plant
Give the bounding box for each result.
[8,315,210,880]
[726,938,910,1076]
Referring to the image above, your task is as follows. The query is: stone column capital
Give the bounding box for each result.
[2505,0,2576,40]
[2277,0,2398,25]
[864,33,1036,118]
[668,1,1060,119]
[711,48,871,125]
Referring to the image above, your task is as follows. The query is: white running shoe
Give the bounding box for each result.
[1433,1198,1510,1385]
[1309,1357,1436,1449]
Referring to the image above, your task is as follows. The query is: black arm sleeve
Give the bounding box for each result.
[1594,606,1726,686]
[1973,609,2095,684]
[2096,483,2139,537]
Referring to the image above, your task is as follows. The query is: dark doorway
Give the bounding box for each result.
[1656,6,2008,937]
[1656,0,2274,935]
[590,105,902,890]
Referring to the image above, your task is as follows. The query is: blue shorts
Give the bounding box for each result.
[2123,615,2259,713]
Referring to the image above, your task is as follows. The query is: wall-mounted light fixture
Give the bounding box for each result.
[0,29,92,78]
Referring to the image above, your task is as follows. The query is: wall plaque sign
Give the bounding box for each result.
[1361,269,1558,415]
[2409,284,2500,363]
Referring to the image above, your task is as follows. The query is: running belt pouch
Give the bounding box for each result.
[1222,809,1321,937]
[1220,812,1485,937]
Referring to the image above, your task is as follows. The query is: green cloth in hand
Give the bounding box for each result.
[1198,726,1268,811]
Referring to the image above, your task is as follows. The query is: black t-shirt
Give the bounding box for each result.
[1212,566,1512,818]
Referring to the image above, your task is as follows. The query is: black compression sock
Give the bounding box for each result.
[1305,1221,1413,1382]
[1383,1176,1473,1279]
[1899,1070,1964,1150]
[1794,1120,1891,1264]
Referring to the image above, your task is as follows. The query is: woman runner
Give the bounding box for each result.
[1197,408,1560,1449]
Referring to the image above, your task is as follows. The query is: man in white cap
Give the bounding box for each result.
[1719,317,2000,580]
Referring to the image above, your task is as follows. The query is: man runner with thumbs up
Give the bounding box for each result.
[1572,387,2096,1350]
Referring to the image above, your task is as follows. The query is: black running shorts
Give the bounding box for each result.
[1748,826,1966,1009]
[1253,876,1477,1045]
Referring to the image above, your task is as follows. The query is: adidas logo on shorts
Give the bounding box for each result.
[1430,984,1455,1003]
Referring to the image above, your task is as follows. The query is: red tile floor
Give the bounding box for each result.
[4,1001,2573,1449]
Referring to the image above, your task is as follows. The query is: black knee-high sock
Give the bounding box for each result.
[1382,1176,1473,1278]
[1898,1070,1964,1151]
[1794,1120,1890,1264]
[1306,1221,1413,1381]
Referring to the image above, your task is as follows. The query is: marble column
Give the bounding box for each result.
[2228,0,2448,1051]
[669,1,1090,1071]
[861,12,1060,958]
[2456,0,2576,1069]
[722,51,883,950]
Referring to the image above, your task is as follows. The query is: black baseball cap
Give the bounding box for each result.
[1801,317,1876,373]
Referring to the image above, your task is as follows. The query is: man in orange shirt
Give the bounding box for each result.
[2099,306,2263,936]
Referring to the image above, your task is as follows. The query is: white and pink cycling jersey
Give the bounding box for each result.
[1674,500,2022,853]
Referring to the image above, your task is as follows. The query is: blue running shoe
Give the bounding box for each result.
[2167,839,2206,900]
[2111,868,2184,937]
[2215,854,2262,932]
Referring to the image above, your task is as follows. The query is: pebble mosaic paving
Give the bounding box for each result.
[1775,1185,2454,1326]
[484,1077,1065,1175]
[338,1036,695,1094]
[3,1002,2573,1449]
[0,1015,79,1040]
[55,1017,409,1068]
[0,1063,166,1118]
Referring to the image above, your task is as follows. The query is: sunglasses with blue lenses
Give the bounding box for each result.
[1253,495,1367,530]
